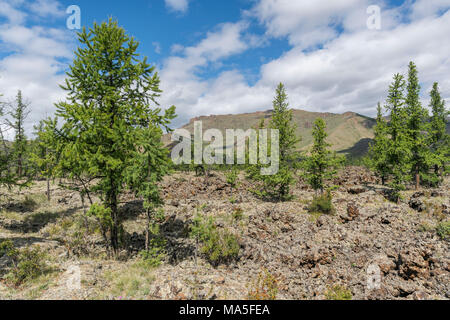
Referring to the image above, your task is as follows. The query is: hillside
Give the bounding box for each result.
[164,110,376,156]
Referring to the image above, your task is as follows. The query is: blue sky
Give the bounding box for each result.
[0,0,449,133]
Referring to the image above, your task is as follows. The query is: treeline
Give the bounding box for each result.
[367,62,449,201]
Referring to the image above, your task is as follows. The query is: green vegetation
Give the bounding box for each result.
[308,191,335,215]
[247,269,279,300]
[247,83,300,201]
[190,213,240,266]
[0,240,50,286]
[325,285,352,300]
[41,19,176,256]
[302,118,344,194]
[436,221,450,241]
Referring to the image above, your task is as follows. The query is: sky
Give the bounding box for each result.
[0,0,449,135]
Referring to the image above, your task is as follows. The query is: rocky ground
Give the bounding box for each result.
[0,166,448,300]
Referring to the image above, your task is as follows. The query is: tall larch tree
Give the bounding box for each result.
[405,62,431,189]
[368,103,390,185]
[302,118,343,194]
[428,82,449,183]
[385,73,411,201]
[52,19,176,255]
[248,83,300,201]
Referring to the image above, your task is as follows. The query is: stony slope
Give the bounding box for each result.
[0,169,448,300]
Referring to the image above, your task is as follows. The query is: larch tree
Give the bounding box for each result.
[368,103,390,185]
[385,73,411,201]
[404,62,431,189]
[51,19,176,255]
[302,118,344,195]
[7,90,31,177]
[247,83,300,201]
[428,82,449,183]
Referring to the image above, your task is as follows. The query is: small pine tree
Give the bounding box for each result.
[405,62,432,189]
[302,118,344,194]
[385,73,411,201]
[368,103,390,185]
[428,82,449,184]
[30,118,59,201]
[7,91,31,177]
[247,83,300,201]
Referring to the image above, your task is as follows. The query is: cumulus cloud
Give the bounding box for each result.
[165,0,189,14]
[158,0,450,128]
[0,0,75,137]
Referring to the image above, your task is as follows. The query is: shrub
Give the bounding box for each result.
[1,243,49,286]
[436,221,450,240]
[139,237,167,268]
[190,214,240,265]
[325,285,352,300]
[247,269,279,300]
[308,191,335,215]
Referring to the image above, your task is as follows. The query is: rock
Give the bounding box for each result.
[348,186,367,195]
[397,249,430,280]
[409,197,426,212]
[412,291,428,300]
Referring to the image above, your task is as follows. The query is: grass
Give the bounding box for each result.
[101,262,156,300]
[325,285,352,300]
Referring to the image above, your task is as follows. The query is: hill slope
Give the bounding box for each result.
[164,109,377,156]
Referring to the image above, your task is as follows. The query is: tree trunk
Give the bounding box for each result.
[47,178,51,201]
[415,166,420,190]
[145,208,150,251]
[381,176,385,186]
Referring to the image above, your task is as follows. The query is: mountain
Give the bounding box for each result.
[164,109,377,157]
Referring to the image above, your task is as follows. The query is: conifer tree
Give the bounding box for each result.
[385,74,411,200]
[302,118,344,194]
[30,118,59,201]
[247,83,300,201]
[7,90,30,177]
[428,82,449,182]
[405,62,431,189]
[368,103,390,185]
[51,19,176,255]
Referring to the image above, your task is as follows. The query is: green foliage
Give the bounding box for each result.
[139,238,167,268]
[325,285,352,300]
[405,62,433,189]
[384,73,412,200]
[48,19,176,254]
[436,221,450,241]
[367,103,390,184]
[247,269,279,300]
[428,82,449,186]
[190,213,240,266]
[247,83,300,201]
[225,167,239,189]
[302,118,344,193]
[308,191,335,215]
[6,90,31,178]
[1,242,49,286]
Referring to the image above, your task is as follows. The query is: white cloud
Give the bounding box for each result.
[158,0,450,128]
[165,0,189,14]
[0,1,75,137]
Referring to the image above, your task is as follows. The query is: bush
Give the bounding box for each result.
[436,221,450,240]
[325,285,352,300]
[190,214,240,266]
[247,269,279,300]
[139,237,167,268]
[308,191,335,215]
[1,242,49,286]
